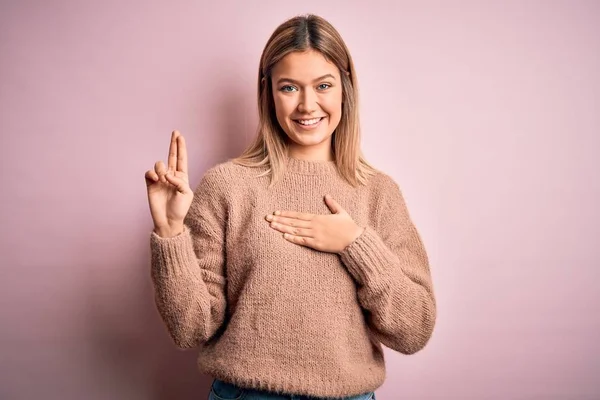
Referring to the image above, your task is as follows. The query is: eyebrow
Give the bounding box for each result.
[276,74,336,85]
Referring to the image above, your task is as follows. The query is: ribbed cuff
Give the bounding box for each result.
[339,226,403,287]
[150,225,197,276]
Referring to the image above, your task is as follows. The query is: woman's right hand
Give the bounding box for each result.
[145,130,194,237]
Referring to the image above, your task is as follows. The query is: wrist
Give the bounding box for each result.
[352,226,365,242]
[153,223,184,238]
[340,225,364,253]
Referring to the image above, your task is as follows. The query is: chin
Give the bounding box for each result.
[288,130,332,146]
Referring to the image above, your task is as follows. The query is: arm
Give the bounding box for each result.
[149,167,228,348]
[339,178,436,354]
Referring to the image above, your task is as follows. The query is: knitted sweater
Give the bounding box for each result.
[149,156,436,398]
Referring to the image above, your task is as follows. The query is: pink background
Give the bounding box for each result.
[1,1,599,399]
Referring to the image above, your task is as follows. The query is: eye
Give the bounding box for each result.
[317,83,332,90]
[280,85,297,92]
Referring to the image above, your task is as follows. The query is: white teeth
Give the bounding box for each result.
[296,118,322,125]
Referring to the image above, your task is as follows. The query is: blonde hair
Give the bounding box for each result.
[232,14,378,187]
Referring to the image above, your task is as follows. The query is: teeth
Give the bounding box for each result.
[297,118,322,125]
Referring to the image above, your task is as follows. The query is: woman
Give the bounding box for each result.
[145,14,436,400]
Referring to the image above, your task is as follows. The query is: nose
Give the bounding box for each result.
[297,88,318,114]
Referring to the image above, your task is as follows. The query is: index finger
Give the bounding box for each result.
[177,134,188,174]
[167,130,179,172]
[275,210,314,221]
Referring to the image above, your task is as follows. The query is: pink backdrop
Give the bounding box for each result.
[1,0,598,399]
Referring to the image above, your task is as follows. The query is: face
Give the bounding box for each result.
[270,49,343,161]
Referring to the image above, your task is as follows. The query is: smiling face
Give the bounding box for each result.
[270,49,343,161]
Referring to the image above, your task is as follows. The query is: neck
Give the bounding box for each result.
[284,153,338,175]
[286,143,334,162]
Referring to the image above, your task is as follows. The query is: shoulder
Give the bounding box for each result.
[187,161,245,222]
[361,170,417,238]
[364,169,404,199]
[360,169,411,224]
[199,159,236,183]
[194,159,262,195]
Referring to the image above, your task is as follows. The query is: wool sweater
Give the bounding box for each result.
[149,156,436,398]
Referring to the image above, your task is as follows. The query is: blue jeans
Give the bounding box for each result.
[209,378,376,400]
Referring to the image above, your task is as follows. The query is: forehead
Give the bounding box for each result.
[271,50,340,80]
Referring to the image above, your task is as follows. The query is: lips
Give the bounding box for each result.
[293,117,325,126]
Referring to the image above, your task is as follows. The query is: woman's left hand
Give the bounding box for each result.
[265,194,365,254]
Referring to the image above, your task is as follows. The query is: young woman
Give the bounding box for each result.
[145,14,436,400]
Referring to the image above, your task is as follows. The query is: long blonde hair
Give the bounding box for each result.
[232,14,378,187]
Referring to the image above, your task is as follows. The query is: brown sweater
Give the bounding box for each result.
[149,156,436,398]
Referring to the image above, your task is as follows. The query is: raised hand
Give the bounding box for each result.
[145,130,194,238]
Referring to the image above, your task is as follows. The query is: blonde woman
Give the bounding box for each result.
[145,14,436,400]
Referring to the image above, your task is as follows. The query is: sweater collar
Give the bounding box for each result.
[285,154,338,175]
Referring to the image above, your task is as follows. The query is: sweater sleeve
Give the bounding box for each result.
[338,177,436,355]
[149,167,229,349]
